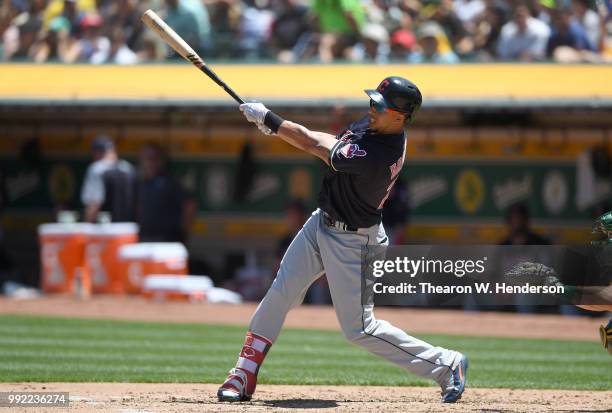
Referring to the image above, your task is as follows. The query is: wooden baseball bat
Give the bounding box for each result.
[141,9,244,104]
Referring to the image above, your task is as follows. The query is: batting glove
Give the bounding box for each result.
[240,103,270,124]
[256,122,273,135]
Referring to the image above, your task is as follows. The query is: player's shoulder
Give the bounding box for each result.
[117,159,135,173]
[343,116,369,135]
[88,159,110,175]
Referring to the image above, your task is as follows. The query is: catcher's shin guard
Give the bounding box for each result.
[218,331,272,402]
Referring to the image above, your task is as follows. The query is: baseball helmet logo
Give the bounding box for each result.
[340,144,367,159]
[378,79,390,92]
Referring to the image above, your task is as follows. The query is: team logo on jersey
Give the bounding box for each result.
[241,347,256,358]
[340,143,367,158]
[339,130,354,142]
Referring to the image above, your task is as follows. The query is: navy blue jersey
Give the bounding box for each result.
[318,116,407,228]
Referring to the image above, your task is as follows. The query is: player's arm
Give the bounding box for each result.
[239,102,337,165]
[80,165,105,223]
[276,121,336,165]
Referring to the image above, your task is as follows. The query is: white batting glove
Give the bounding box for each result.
[256,122,273,135]
[240,102,270,124]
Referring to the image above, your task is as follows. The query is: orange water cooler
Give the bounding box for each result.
[118,243,188,294]
[86,223,138,294]
[38,223,93,294]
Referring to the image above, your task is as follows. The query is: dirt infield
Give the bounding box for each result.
[1,296,610,412]
[0,295,608,341]
[1,383,610,413]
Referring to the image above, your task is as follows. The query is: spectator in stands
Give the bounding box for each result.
[499,202,550,245]
[453,0,485,29]
[270,0,311,62]
[100,0,144,52]
[81,136,136,223]
[136,31,167,62]
[239,0,274,59]
[362,0,404,34]
[573,0,601,50]
[389,28,416,60]
[600,0,612,60]
[136,142,197,244]
[2,12,42,60]
[426,0,474,58]
[530,0,554,25]
[409,21,459,63]
[2,0,48,60]
[2,0,611,64]
[0,0,18,45]
[206,0,241,58]
[473,0,509,61]
[547,5,594,61]
[107,25,139,64]
[183,0,212,50]
[43,0,91,37]
[64,13,110,63]
[496,2,550,61]
[162,0,207,55]
[352,23,390,62]
[312,0,365,62]
[29,16,72,63]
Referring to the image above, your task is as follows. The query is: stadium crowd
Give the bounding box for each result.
[0,0,611,64]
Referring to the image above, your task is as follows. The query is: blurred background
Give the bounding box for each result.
[1,0,611,314]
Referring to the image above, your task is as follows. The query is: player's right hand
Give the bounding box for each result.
[256,122,273,135]
[240,102,270,124]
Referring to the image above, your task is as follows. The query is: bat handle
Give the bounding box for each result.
[199,65,244,105]
[223,86,244,105]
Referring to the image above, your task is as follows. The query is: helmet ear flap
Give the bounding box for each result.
[402,104,420,127]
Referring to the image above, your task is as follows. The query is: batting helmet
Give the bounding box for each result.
[365,76,422,121]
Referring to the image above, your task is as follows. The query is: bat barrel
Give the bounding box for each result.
[142,9,245,105]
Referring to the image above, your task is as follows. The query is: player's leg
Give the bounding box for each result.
[601,318,611,354]
[218,210,325,402]
[317,220,466,402]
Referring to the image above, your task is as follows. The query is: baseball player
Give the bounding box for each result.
[506,211,612,354]
[581,211,612,354]
[217,76,468,403]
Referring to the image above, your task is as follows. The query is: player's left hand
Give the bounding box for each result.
[240,102,269,124]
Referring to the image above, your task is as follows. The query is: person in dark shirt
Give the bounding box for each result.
[217,77,468,404]
[547,5,594,58]
[136,143,196,243]
[499,202,550,245]
[270,0,311,61]
[498,202,550,314]
[80,136,136,223]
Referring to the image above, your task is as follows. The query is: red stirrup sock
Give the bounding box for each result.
[222,331,272,397]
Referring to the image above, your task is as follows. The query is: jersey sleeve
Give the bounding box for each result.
[80,164,105,206]
[329,139,376,174]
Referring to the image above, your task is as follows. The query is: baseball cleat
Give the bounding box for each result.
[217,388,251,402]
[441,354,468,403]
[217,368,252,402]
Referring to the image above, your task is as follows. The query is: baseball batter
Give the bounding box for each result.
[217,77,468,403]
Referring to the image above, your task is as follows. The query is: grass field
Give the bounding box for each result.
[0,315,609,390]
